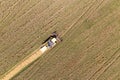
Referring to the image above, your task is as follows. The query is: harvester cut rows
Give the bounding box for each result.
[1,31,62,80]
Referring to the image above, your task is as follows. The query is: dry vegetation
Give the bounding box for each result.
[0,0,78,76]
[0,0,120,80]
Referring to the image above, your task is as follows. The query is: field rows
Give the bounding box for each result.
[0,0,97,76]
[0,0,120,80]
[0,0,83,76]
[11,0,120,80]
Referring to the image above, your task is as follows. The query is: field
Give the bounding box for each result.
[0,0,120,80]
[0,0,77,76]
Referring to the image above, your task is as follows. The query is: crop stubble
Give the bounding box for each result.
[11,0,120,80]
[0,0,120,80]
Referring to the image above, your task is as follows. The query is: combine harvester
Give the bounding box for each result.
[40,31,62,53]
[1,31,62,80]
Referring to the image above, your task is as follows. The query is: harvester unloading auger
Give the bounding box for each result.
[40,31,62,53]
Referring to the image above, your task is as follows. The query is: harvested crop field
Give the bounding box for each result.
[0,0,120,80]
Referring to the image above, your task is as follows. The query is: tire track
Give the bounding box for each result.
[2,0,112,76]
[0,0,68,37]
[27,0,104,79]
[88,48,120,80]
[0,0,72,54]
[60,0,117,77]
[0,0,42,32]
[0,0,57,75]
[66,33,120,80]
[0,0,84,77]
[0,0,55,28]
[18,0,95,79]
[0,0,20,30]
[73,3,120,43]
[79,8,120,80]
[100,59,120,80]
[10,0,96,79]
[69,18,120,79]
[61,0,100,37]
[0,0,29,23]
[80,9,120,45]
[0,0,58,52]
[1,48,42,80]
[0,0,68,33]
[0,0,19,14]
[9,0,91,78]
[61,0,105,40]
[0,0,79,77]
[0,0,55,53]
[86,23,120,77]
[2,0,82,55]
[66,11,120,80]
[1,0,118,79]
[58,21,119,80]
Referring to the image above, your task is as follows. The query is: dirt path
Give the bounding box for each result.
[0,0,99,79]
[1,49,43,80]
[1,10,77,79]
[0,0,106,79]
